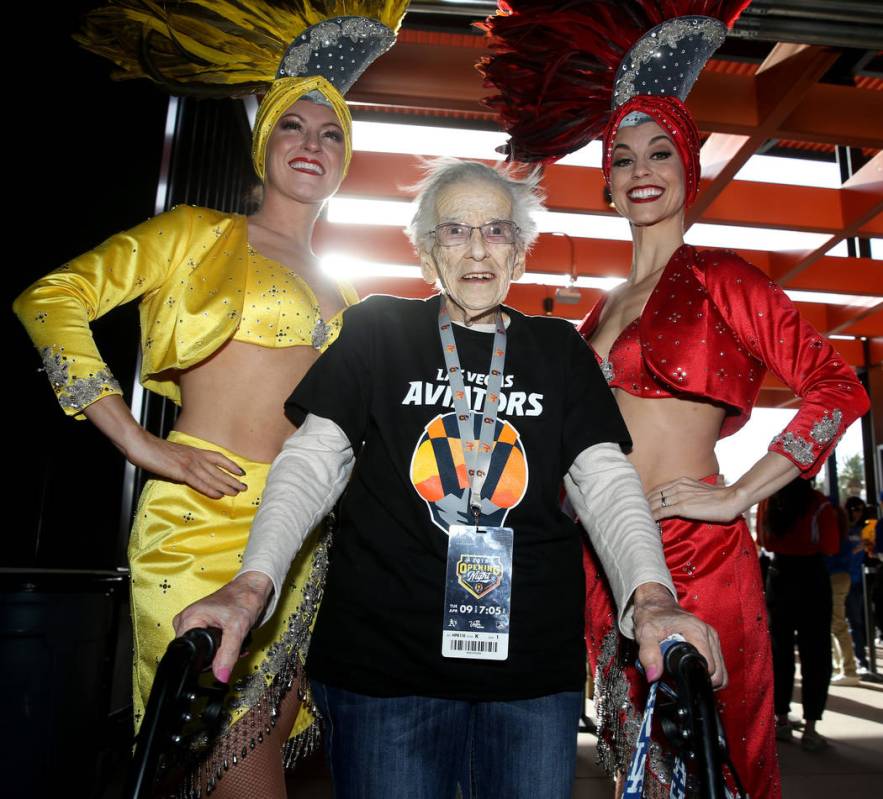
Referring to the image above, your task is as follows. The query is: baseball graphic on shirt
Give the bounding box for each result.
[410,411,528,533]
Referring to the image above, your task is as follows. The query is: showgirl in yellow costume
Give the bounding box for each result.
[14,2,408,796]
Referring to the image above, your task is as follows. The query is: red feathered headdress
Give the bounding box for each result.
[479,1,750,177]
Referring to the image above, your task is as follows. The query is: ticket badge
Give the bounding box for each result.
[442,525,513,661]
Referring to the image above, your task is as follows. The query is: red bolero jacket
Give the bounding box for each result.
[578,245,869,478]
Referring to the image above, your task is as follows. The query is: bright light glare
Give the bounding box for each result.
[784,289,881,308]
[328,197,852,256]
[321,253,879,309]
[534,211,632,240]
[734,154,841,189]
[353,121,508,160]
[351,120,845,193]
[327,197,414,226]
[556,141,603,168]
[686,223,843,253]
[352,120,604,165]
[871,239,882,260]
[321,254,421,281]
[517,273,625,291]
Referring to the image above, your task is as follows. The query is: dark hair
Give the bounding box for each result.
[766,477,816,537]
[845,496,866,513]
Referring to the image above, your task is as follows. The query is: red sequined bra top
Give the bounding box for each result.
[577,245,869,478]
[582,302,676,401]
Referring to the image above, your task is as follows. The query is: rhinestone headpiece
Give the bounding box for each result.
[277,16,396,98]
[613,16,727,108]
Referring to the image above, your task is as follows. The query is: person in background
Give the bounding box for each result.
[872,493,883,647]
[827,497,864,685]
[758,478,841,751]
[844,496,871,676]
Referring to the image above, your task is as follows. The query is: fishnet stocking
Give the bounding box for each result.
[209,685,301,799]
[164,682,303,799]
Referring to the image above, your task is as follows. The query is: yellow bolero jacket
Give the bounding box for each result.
[14,204,343,418]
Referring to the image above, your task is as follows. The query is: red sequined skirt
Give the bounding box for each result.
[584,511,781,799]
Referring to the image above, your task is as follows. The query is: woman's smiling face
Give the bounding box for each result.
[262,98,346,205]
[609,120,686,228]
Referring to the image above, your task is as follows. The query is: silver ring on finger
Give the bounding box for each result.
[661,491,668,508]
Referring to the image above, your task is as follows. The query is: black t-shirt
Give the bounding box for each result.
[287,294,630,700]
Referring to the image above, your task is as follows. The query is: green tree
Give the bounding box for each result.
[838,452,865,501]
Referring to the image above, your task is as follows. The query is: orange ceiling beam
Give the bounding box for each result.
[688,45,840,226]
[350,37,491,116]
[313,232,877,344]
[785,256,883,296]
[774,153,883,283]
[351,32,883,149]
[341,151,882,238]
[839,305,883,338]
[778,85,883,150]
[316,222,883,299]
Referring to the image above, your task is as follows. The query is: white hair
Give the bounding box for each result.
[405,158,545,253]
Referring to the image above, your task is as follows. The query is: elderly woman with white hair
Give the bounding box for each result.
[175,158,724,798]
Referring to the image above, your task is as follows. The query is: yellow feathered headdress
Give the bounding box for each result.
[76,1,410,178]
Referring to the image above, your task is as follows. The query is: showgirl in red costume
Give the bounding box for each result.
[480,2,870,797]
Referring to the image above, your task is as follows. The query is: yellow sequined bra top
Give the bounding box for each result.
[237,244,352,350]
[13,206,360,418]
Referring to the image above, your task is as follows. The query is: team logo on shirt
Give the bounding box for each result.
[409,411,528,533]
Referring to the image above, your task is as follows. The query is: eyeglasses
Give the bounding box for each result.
[430,221,520,247]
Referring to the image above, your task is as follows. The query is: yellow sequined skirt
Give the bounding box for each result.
[128,430,328,764]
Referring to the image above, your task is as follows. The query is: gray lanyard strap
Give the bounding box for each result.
[438,297,507,523]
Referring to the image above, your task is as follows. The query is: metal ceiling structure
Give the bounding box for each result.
[309,0,882,409]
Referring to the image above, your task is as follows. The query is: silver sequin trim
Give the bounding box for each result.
[311,318,333,351]
[593,629,679,796]
[280,17,395,78]
[772,431,815,466]
[40,345,69,387]
[600,357,615,384]
[40,345,121,410]
[615,17,726,106]
[229,528,330,711]
[811,409,842,445]
[594,628,633,776]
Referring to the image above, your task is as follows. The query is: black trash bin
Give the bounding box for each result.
[1,569,128,799]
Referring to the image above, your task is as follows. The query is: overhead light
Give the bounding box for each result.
[784,289,881,308]
[321,254,421,280]
[326,198,864,260]
[350,118,852,192]
[320,255,880,312]
[352,121,508,160]
[685,223,848,254]
[350,119,604,167]
[327,197,414,226]
[733,154,841,189]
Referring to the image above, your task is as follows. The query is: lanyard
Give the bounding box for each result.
[437,297,507,524]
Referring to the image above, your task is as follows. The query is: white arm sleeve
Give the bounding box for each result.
[237,413,355,624]
[564,442,676,639]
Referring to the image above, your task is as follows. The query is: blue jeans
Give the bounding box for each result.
[311,680,582,799]
[846,579,868,668]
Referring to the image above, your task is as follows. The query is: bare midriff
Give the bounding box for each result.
[175,340,325,463]
[174,220,349,463]
[613,389,726,492]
